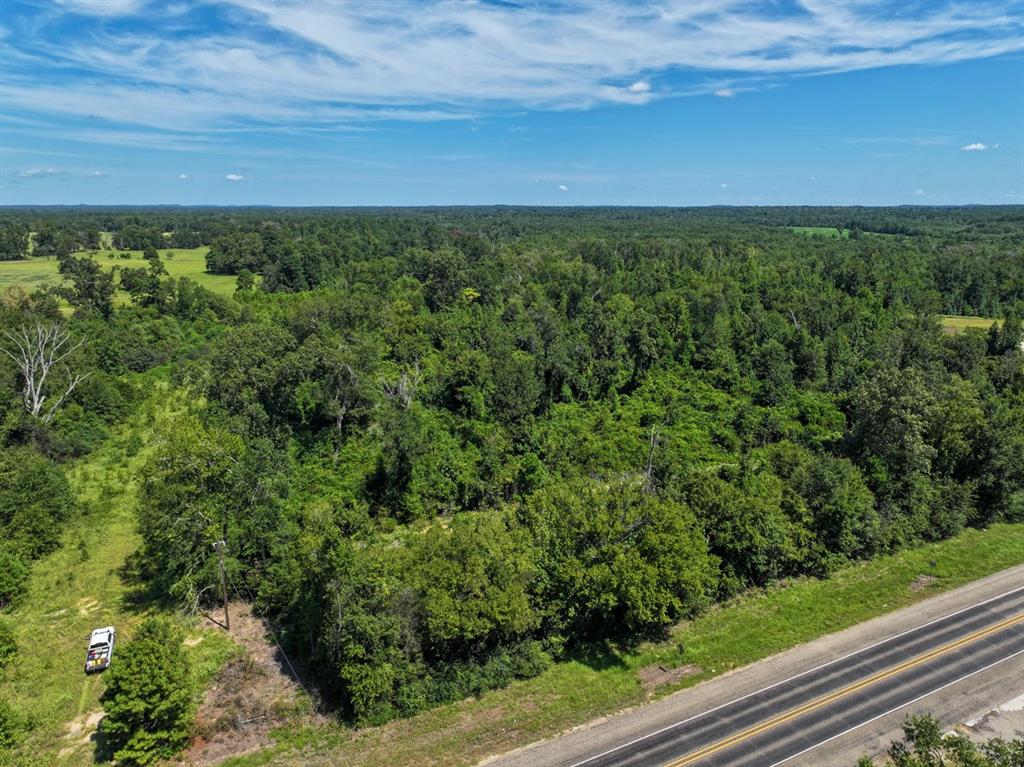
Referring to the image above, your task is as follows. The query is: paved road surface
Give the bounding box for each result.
[485,566,1024,767]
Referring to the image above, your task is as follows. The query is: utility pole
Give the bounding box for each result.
[212,539,230,631]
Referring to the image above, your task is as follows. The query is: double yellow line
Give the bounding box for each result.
[663,611,1024,767]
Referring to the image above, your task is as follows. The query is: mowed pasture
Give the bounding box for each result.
[0,246,237,302]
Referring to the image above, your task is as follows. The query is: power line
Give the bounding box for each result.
[225,573,317,708]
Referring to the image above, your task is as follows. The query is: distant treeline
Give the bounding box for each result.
[2,206,1022,316]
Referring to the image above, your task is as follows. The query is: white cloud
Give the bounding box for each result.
[714,88,736,98]
[88,170,109,177]
[557,184,568,192]
[720,183,727,188]
[16,167,65,178]
[225,173,245,181]
[914,188,926,196]
[179,173,189,179]
[628,81,651,93]
[961,142,988,151]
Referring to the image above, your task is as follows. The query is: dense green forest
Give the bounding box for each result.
[1,206,1022,730]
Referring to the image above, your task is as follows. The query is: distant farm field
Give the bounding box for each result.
[0,247,236,301]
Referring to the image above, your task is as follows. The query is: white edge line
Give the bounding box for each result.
[767,645,1024,767]
[564,582,1024,767]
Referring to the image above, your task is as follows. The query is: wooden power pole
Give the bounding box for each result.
[212,539,230,631]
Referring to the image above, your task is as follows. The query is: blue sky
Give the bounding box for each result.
[1,0,1021,206]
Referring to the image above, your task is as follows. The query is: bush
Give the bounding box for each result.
[99,617,194,766]
[0,619,15,669]
[0,697,26,749]
[0,551,28,611]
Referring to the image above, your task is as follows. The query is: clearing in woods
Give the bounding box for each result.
[938,315,1003,334]
[0,246,237,302]
[786,225,850,237]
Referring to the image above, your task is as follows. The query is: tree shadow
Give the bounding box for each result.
[92,715,114,764]
[117,549,174,613]
[567,638,630,672]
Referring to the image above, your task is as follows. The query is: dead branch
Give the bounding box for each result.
[0,321,91,423]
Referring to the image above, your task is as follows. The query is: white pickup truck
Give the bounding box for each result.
[84,626,116,673]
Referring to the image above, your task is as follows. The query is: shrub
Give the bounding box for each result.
[0,551,28,611]
[0,697,26,749]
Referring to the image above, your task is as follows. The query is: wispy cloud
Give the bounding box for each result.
[1,0,1021,144]
[961,142,988,151]
[557,184,569,192]
[225,173,245,181]
[55,0,144,16]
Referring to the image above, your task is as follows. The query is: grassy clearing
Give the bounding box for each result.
[0,247,237,303]
[787,226,850,238]
[939,315,1001,335]
[0,387,240,767]
[226,523,1024,767]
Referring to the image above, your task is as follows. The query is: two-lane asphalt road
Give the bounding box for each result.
[486,569,1024,767]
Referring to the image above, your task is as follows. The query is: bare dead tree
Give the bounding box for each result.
[0,321,90,423]
[379,361,421,410]
[643,425,662,494]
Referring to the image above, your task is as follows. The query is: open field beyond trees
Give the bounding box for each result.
[0,247,236,303]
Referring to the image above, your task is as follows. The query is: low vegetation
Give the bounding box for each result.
[0,391,238,767]
[940,315,1004,335]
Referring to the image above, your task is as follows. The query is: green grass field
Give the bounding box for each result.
[938,315,1001,335]
[226,522,1024,767]
[786,226,850,237]
[0,247,237,303]
[0,387,240,767]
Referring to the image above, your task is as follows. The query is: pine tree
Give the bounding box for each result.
[99,617,193,766]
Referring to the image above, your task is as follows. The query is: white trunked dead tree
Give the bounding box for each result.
[1,321,90,423]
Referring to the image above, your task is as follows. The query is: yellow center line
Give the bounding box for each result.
[663,611,1024,767]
